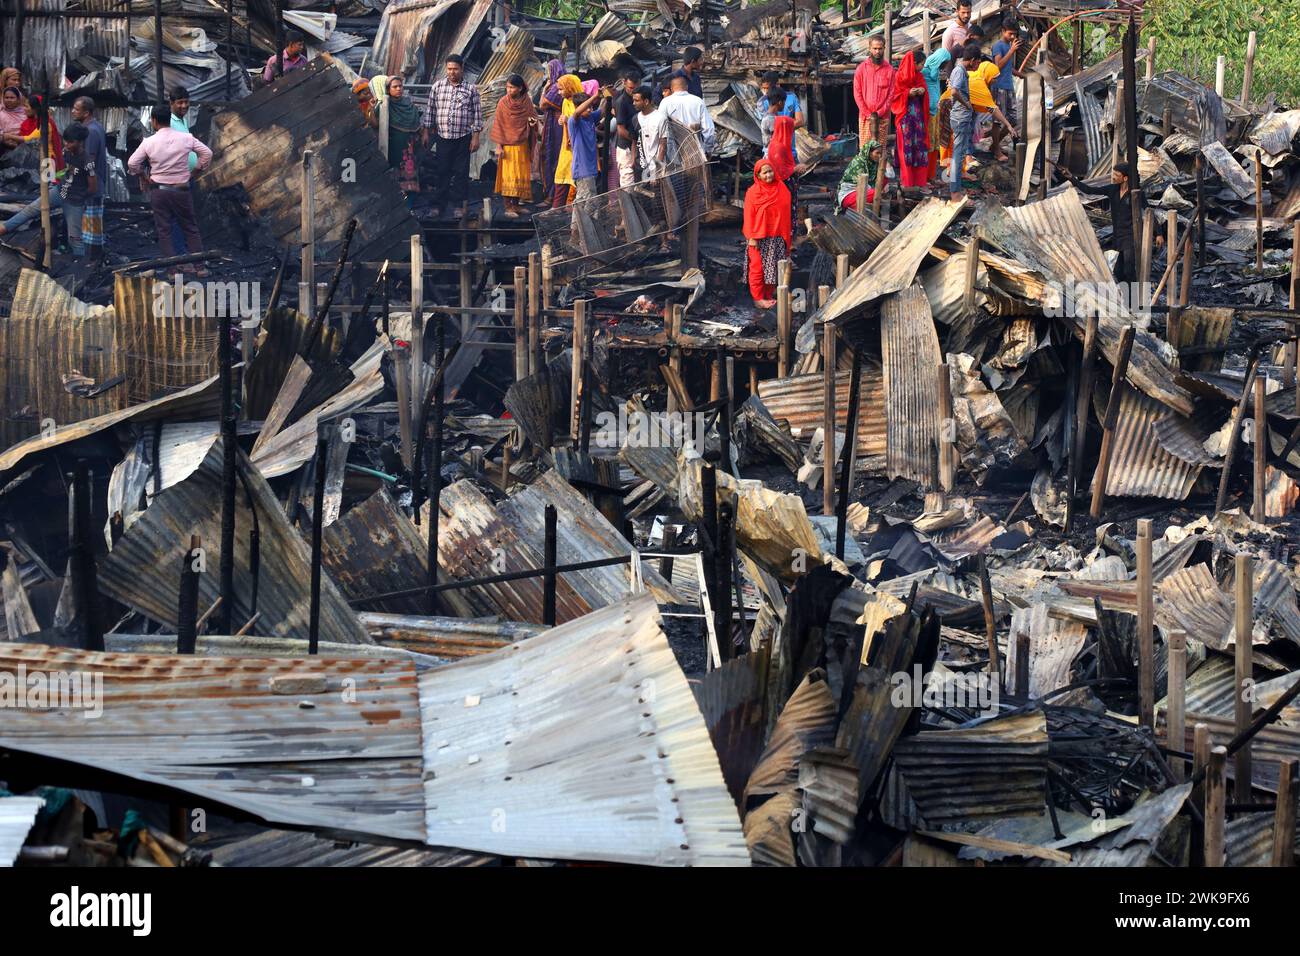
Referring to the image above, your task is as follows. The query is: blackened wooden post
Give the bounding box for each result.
[979,554,1001,683]
[1254,373,1268,522]
[1167,629,1187,781]
[659,525,677,580]
[426,316,446,615]
[1206,745,1228,866]
[823,322,836,512]
[1215,351,1262,515]
[1273,759,1298,866]
[717,345,732,476]
[578,319,595,453]
[1015,629,1030,698]
[1136,518,1154,729]
[275,0,285,78]
[70,461,103,652]
[37,96,51,269]
[218,311,236,634]
[835,346,862,559]
[308,432,327,654]
[513,266,528,382]
[1122,17,1142,279]
[153,0,165,101]
[543,504,557,626]
[1196,156,1206,266]
[1235,551,1254,799]
[700,462,719,613]
[177,535,201,654]
[1088,324,1136,518]
[715,499,734,661]
[226,0,234,98]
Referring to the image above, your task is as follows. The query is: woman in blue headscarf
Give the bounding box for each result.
[538,58,565,198]
[920,47,952,183]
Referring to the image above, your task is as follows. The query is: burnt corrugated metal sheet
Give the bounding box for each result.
[1225,810,1299,867]
[418,595,750,865]
[359,612,542,660]
[323,490,433,616]
[892,712,1049,825]
[1155,558,1300,651]
[99,437,371,645]
[811,207,889,264]
[0,642,426,841]
[757,364,886,468]
[983,190,1194,416]
[0,374,220,478]
[1,269,119,449]
[744,668,838,802]
[370,0,491,80]
[115,273,220,407]
[209,828,495,867]
[0,795,44,867]
[882,284,941,486]
[2,0,67,90]
[694,649,768,805]
[205,58,418,263]
[811,197,962,336]
[1169,306,1232,374]
[1030,783,1192,867]
[1100,387,1203,500]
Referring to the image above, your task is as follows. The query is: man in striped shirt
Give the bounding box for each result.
[421,54,482,219]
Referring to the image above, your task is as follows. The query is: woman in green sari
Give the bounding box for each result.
[837,139,884,211]
[382,75,421,200]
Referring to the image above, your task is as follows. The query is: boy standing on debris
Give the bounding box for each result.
[990,20,1022,164]
[127,105,212,260]
[947,42,979,200]
[853,36,895,152]
[69,96,107,264]
[423,54,483,220]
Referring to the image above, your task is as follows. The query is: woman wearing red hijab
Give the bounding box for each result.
[743,158,792,309]
[890,50,930,189]
[765,114,804,248]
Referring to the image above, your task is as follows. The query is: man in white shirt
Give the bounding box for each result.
[634,86,667,179]
[659,74,715,154]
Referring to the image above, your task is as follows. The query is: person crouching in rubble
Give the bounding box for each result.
[127,105,212,260]
[744,159,793,310]
[492,74,540,218]
[837,139,884,211]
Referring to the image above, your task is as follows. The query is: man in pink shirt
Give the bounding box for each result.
[128,105,213,258]
[853,35,895,151]
[262,33,308,84]
[942,0,973,55]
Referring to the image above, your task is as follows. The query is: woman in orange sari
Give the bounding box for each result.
[744,158,792,309]
[492,74,540,216]
[766,115,803,249]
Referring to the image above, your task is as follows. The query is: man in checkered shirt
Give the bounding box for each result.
[421,53,482,219]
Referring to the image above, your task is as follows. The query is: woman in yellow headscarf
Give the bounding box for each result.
[551,74,582,207]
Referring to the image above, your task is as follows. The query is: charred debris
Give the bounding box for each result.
[0,1,1299,869]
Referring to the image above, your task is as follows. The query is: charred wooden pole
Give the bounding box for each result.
[872,124,889,217]
[37,96,52,269]
[822,322,836,514]
[1197,156,1206,266]
[1235,551,1254,799]
[937,361,955,491]
[854,174,867,220]
[513,265,528,382]
[1136,518,1154,730]
[1274,760,1299,866]
[578,319,595,453]
[299,150,316,319]
[715,499,734,661]
[1254,373,1268,522]
[1088,324,1136,519]
[410,234,424,434]
[1122,17,1142,279]
[308,432,327,654]
[176,535,202,654]
[835,346,863,560]
[1255,152,1265,273]
[777,283,791,377]
[528,252,542,374]
[542,505,558,626]
[275,0,285,79]
[963,234,980,313]
[69,461,103,652]
[218,309,237,635]
[1214,348,1263,515]
[425,316,446,616]
[1240,30,1257,106]
[716,344,732,475]
[1014,629,1030,698]
[153,0,164,102]
[1205,745,1228,866]
[979,554,1001,685]
[1167,629,1187,781]
[381,262,391,338]
[700,463,719,617]
[570,298,588,441]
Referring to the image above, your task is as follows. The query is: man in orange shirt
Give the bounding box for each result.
[853,35,895,150]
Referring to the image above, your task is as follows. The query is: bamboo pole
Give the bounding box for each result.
[1088,325,1136,518]
[528,251,542,375]
[963,234,980,313]
[777,284,791,378]
[855,173,867,218]
[1240,31,1257,105]
[1273,760,1298,867]
[937,362,955,492]
[1146,36,1156,80]
[1256,151,1265,273]
[570,298,588,441]
[1205,746,1228,867]
[1065,312,1100,532]
[1215,56,1226,97]
[979,555,1001,687]
[1136,518,1154,730]
[513,266,527,383]
[835,253,849,287]
[1167,630,1187,781]
[1235,551,1254,800]
[300,150,316,318]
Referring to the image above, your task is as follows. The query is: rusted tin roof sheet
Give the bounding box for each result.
[99,437,370,645]
[205,58,418,263]
[0,642,426,841]
[323,490,434,616]
[882,284,942,486]
[757,363,887,468]
[418,595,750,865]
[892,712,1049,825]
[1099,387,1203,500]
[209,828,495,867]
